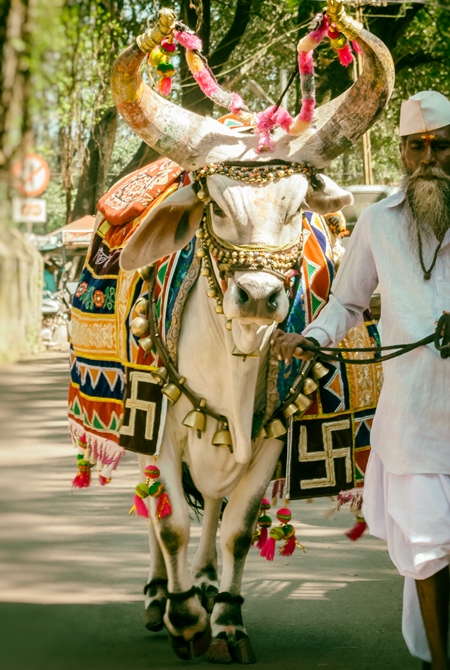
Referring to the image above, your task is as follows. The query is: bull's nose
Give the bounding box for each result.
[225,271,290,323]
[237,285,250,305]
[235,279,285,315]
[267,287,283,312]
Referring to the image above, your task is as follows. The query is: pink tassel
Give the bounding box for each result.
[174,29,203,51]
[280,536,297,556]
[351,40,362,55]
[158,76,172,96]
[257,527,268,550]
[134,494,149,518]
[72,459,91,488]
[230,92,245,115]
[345,518,367,541]
[338,43,354,67]
[298,98,315,123]
[256,106,293,152]
[193,67,220,97]
[309,13,329,43]
[156,491,172,519]
[298,50,314,76]
[260,536,276,561]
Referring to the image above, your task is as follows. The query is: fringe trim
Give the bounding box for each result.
[68,417,125,470]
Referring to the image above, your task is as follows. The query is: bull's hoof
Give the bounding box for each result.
[192,621,212,657]
[230,637,257,664]
[144,603,164,632]
[207,638,233,664]
[203,584,219,613]
[168,632,192,660]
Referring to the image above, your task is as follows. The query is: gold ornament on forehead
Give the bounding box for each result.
[196,210,303,277]
[192,162,317,186]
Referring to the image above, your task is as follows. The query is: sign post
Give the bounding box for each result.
[11,154,51,230]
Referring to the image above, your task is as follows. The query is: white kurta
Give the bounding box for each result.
[303,190,450,475]
[303,191,450,661]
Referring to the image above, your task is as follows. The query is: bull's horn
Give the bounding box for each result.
[110,9,238,171]
[284,4,395,167]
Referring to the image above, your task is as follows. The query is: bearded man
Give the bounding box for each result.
[273,90,450,670]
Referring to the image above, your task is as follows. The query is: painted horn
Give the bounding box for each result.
[110,9,236,171]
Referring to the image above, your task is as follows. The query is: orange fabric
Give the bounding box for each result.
[97,157,183,226]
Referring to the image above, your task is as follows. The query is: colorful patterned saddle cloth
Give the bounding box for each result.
[68,158,382,497]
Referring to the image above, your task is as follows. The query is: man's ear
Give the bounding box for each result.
[120,185,204,271]
[303,174,353,215]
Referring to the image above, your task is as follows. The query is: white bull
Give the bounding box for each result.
[109,4,394,664]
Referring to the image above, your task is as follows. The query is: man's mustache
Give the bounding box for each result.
[410,165,450,182]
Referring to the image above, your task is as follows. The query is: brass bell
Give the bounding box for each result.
[225,320,232,331]
[303,377,318,395]
[151,367,168,385]
[135,297,149,316]
[138,336,153,353]
[294,393,313,413]
[138,265,153,281]
[182,399,207,438]
[130,316,150,338]
[161,377,185,405]
[212,423,233,452]
[312,361,329,380]
[283,403,299,419]
[266,419,287,439]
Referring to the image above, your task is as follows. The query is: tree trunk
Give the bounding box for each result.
[0,0,32,217]
[71,106,118,220]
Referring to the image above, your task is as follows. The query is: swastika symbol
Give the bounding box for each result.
[298,419,352,489]
[120,371,158,440]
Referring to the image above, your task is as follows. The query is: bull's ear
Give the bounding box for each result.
[120,185,204,271]
[302,174,353,215]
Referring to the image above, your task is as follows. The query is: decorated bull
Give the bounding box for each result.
[68,2,393,664]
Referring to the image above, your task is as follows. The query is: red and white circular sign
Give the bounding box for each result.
[12,154,51,197]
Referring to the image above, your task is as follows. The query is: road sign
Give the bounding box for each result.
[11,154,51,197]
[12,197,47,224]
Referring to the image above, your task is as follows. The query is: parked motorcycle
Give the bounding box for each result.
[41,262,73,350]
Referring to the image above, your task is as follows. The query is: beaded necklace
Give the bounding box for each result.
[417,230,444,280]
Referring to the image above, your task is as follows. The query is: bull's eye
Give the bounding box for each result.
[212,202,226,218]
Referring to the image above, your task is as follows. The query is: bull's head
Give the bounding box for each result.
[118,4,394,352]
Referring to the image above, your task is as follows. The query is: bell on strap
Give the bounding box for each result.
[182,399,207,438]
[212,422,233,452]
[161,377,185,405]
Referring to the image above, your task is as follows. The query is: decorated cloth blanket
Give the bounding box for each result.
[68,158,382,499]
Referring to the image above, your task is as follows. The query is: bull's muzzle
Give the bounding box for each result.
[223,271,290,324]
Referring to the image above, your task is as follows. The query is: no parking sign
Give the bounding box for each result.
[11,154,51,197]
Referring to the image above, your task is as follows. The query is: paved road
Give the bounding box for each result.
[0,354,419,670]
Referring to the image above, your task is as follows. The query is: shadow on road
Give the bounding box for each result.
[0,355,418,669]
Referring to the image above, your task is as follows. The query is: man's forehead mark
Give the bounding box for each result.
[420,133,437,144]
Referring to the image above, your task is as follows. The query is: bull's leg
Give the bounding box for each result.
[138,455,168,632]
[149,445,210,660]
[143,523,168,632]
[208,438,283,665]
[191,496,222,612]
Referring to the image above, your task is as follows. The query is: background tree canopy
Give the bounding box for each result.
[1,0,449,232]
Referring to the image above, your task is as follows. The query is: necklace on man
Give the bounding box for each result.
[417,230,444,280]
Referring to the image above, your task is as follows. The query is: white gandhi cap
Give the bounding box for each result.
[399,91,450,137]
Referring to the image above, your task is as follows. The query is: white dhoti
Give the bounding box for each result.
[363,451,450,662]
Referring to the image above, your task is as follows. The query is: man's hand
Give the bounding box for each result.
[271,330,315,365]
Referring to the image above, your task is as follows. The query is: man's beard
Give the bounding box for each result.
[402,165,450,243]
